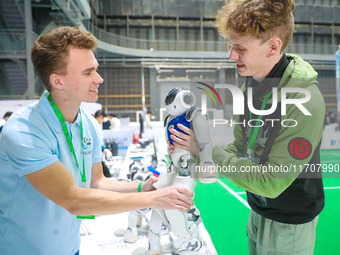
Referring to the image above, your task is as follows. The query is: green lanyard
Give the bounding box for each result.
[47,93,87,187]
[247,91,273,155]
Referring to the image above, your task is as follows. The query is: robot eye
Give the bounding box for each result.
[165,95,175,105]
[168,124,175,130]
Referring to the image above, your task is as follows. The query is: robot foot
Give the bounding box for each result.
[148,230,161,255]
[176,248,207,255]
[124,227,138,243]
[147,250,161,255]
[172,237,204,255]
[188,208,200,222]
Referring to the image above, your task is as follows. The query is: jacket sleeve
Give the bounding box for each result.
[213,85,325,198]
[217,116,244,158]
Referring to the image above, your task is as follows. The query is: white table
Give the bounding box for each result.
[80,143,217,255]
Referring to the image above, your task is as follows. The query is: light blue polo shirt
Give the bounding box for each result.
[0,91,102,255]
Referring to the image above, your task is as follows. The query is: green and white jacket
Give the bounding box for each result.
[213,54,325,224]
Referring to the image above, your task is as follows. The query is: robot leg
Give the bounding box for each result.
[124,211,139,243]
[148,209,165,255]
[165,207,204,254]
[149,162,177,254]
[152,163,177,190]
[162,176,205,254]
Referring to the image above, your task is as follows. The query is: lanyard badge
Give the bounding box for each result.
[47,93,87,187]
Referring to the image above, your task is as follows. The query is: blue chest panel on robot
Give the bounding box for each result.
[167,114,190,145]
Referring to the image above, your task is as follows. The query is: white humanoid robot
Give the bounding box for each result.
[148,88,218,255]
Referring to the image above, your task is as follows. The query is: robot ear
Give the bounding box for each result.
[183,91,196,107]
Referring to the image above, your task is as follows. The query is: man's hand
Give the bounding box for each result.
[25,161,193,215]
[141,175,158,192]
[151,186,194,211]
[169,124,200,156]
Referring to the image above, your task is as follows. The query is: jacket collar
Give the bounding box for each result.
[246,53,290,99]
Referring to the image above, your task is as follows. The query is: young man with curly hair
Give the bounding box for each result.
[171,0,325,254]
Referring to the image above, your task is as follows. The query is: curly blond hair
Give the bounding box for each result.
[216,0,295,52]
[31,26,98,91]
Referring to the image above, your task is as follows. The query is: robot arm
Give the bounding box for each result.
[151,115,180,190]
[188,108,219,184]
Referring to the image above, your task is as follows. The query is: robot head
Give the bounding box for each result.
[165,88,195,116]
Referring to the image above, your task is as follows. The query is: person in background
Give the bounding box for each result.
[145,110,152,129]
[140,113,145,137]
[102,112,112,129]
[94,109,105,127]
[94,109,105,146]
[0,111,13,134]
[110,113,121,130]
[330,111,337,124]
[325,111,331,125]
[0,26,194,255]
[170,0,325,254]
[94,109,111,177]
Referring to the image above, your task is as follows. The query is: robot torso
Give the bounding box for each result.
[166,114,190,145]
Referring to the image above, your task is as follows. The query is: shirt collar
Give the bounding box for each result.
[39,91,81,133]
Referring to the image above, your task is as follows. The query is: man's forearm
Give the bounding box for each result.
[91,176,140,193]
[68,187,152,216]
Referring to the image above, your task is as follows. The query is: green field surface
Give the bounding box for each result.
[195,150,340,255]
